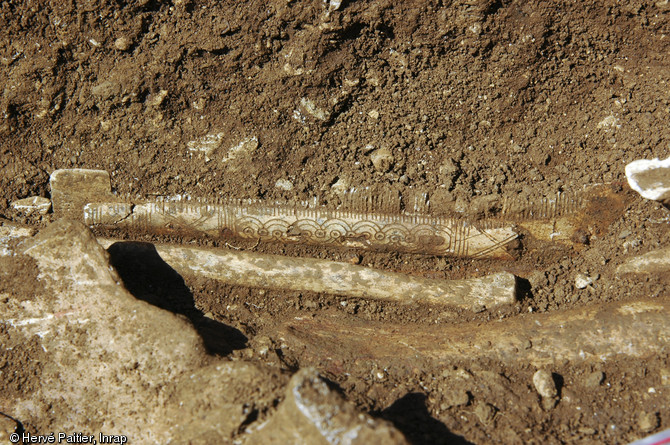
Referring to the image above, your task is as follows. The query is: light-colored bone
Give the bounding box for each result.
[97,239,517,310]
[626,157,670,205]
[275,300,670,367]
[10,196,51,215]
[617,247,670,275]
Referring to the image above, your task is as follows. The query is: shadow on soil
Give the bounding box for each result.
[106,241,248,355]
[377,393,473,445]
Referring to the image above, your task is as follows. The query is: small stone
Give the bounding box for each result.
[578,427,596,435]
[370,148,394,172]
[11,196,51,215]
[300,97,330,121]
[622,238,641,254]
[637,411,659,433]
[114,36,131,51]
[368,110,380,120]
[575,273,593,289]
[331,177,348,195]
[344,252,361,265]
[91,80,121,100]
[362,143,376,153]
[533,370,558,399]
[100,120,113,132]
[222,136,259,166]
[618,229,632,239]
[147,89,168,107]
[597,114,620,131]
[474,402,496,424]
[468,23,482,35]
[440,389,470,409]
[187,132,225,156]
[660,368,670,386]
[584,371,604,388]
[275,179,294,191]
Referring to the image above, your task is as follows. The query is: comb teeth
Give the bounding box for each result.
[339,187,402,215]
[500,190,586,221]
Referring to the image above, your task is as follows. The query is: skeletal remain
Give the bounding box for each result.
[276,300,670,367]
[97,239,517,311]
[617,247,670,276]
[625,157,670,205]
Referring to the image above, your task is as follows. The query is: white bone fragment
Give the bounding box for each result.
[98,239,517,311]
[11,196,51,215]
[625,157,670,204]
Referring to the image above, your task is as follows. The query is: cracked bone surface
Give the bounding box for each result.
[98,239,517,311]
[625,157,670,205]
[275,300,670,368]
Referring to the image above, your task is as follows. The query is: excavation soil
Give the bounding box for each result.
[1,1,669,443]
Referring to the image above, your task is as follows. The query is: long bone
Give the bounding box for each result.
[97,239,518,311]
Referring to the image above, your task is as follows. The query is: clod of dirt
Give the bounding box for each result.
[165,361,288,443]
[439,389,470,409]
[474,402,497,425]
[583,371,605,389]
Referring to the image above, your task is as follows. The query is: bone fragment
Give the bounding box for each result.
[625,157,670,205]
[10,196,51,215]
[98,239,517,310]
[275,300,670,368]
[617,247,670,276]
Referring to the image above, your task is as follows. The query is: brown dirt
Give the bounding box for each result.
[1,0,669,443]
